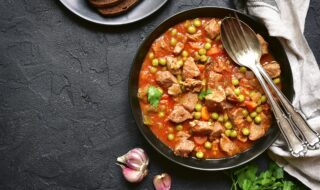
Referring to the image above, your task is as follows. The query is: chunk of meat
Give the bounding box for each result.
[137,86,148,103]
[209,122,225,141]
[205,19,221,39]
[205,86,226,112]
[173,42,184,54]
[179,92,198,111]
[219,134,240,156]
[207,71,223,89]
[212,56,231,73]
[155,71,178,88]
[186,30,203,41]
[257,34,268,55]
[182,57,200,79]
[168,83,182,96]
[166,56,182,75]
[168,105,193,123]
[174,139,195,157]
[262,61,281,78]
[181,78,202,92]
[225,86,239,103]
[176,131,191,140]
[151,36,170,56]
[228,108,246,127]
[249,122,266,141]
[189,120,214,135]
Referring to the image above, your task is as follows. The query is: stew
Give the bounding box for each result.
[137,18,281,159]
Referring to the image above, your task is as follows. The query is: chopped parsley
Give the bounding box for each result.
[147,86,162,107]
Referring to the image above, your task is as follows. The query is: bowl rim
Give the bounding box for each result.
[128,6,291,171]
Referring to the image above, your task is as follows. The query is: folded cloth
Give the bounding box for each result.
[234,0,320,189]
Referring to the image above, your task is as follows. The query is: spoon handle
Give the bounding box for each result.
[256,64,320,149]
[251,66,307,157]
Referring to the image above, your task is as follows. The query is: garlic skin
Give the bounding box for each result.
[117,148,149,183]
[153,173,171,190]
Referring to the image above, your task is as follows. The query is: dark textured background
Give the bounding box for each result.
[0,0,319,189]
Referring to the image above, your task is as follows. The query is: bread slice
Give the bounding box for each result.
[89,0,122,8]
[97,0,140,16]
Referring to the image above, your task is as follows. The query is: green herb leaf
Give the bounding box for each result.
[147,86,162,107]
[230,161,306,190]
[198,89,212,100]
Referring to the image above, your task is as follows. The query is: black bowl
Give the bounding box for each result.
[129,7,293,171]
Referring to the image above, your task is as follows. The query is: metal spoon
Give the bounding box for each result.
[220,16,312,157]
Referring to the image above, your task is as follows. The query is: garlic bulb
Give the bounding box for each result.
[153,173,171,190]
[117,148,149,183]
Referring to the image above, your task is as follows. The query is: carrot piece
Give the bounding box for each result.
[207,46,220,56]
[197,64,205,72]
[244,101,258,112]
[201,106,210,121]
[194,136,208,145]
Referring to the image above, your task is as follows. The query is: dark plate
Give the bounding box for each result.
[59,0,168,26]
[129,7,293,171]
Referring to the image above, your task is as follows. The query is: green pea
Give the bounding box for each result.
[187,25,197,34]
[232,79,239,86]
[194,112,201,119]
[176,124,183,131]
[193,18,202,27]
[196,151,204,159]
[234,88,241,96]
[167,133,174,141]
[195,103,202,111]
[256,106,263,113]
[149,66,157,73]
[211,112,219,120]
[168,127,174,132]
[224,121,233,129]
[152,59,159,66]
[242,128,250,136]
[204,141,212,149]
[200,55,208,63]
[239,66,247,73]
[170,38,177,46]
[159,58,167,66]
[218,115,224,122]
[242,109,249,116]
[182,50,189,57]
[230,130,238,138]
[225,129,232,136]
[246,116,253,122]
[171,28,177,36]
[250,111,257,118]
[148,52,154,59]
[273,77,281,84]
[238,94,245,102]
[254,115,262,124]
[204,42,211,50]
[260,95,267,103]
[198,48,206,56]
[194,52,201,60]
[158,111,165,118]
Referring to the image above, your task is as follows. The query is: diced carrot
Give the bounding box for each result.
[207,46,220,56]
[197,64,205,72]
[194,136,208,145]
[244,101,258,112]
[201,106,210,121]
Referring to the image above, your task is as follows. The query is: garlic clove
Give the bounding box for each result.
[117,148,149,183]
[121,166,146,183]
[153,173,171,190]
